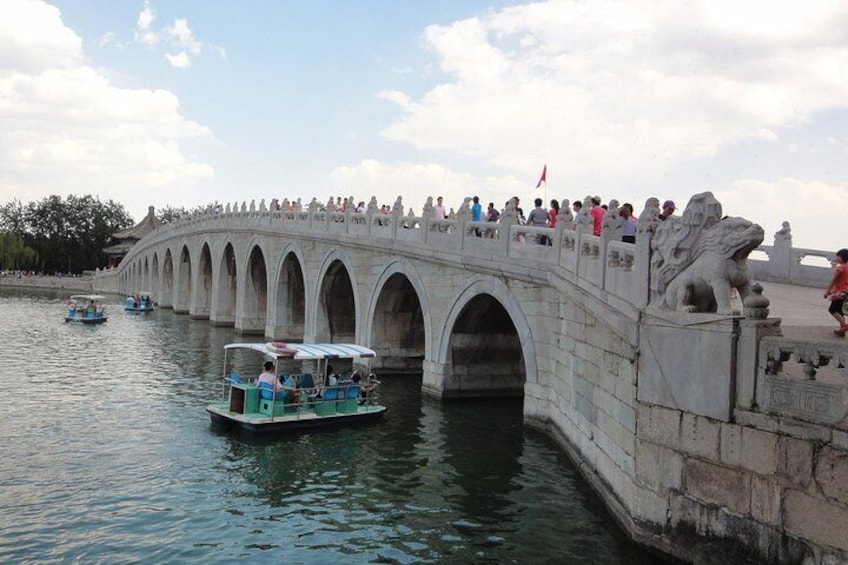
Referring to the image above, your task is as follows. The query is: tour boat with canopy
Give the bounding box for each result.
[125,291,155,312]
[207,342,386,434]
[65,294,108,324]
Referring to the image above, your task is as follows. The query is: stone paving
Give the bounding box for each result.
[759,281,848,345]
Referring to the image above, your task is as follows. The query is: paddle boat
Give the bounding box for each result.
[125,292,155,312]
[207,342,386,434]
[65,294,108,324]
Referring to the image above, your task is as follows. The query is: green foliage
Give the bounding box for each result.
[157,203,214,224]
[0,232,36,270]
[0,194,133,273]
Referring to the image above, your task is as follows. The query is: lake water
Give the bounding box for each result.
[0,289,661,564]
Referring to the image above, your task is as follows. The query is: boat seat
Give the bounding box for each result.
[338,385,360,414]
[314,386,338,416]
[300,373,315,389]
[229,371,241,384]
[258,381,286,401]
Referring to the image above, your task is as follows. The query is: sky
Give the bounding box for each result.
[2,0,848,252]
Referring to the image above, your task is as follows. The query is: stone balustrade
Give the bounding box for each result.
[756,336,848,427]
[127,201,651,315]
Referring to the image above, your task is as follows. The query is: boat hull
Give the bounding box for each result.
[65,316,108,324]
[125,307,155,313]
[207,403,387,434]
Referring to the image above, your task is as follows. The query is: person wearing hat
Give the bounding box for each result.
[659,200,676,221]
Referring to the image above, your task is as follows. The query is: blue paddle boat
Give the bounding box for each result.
[125,292,155,312]
[65,294,108,324]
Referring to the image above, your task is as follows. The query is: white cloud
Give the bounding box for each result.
[377,90,412,110]
[165,19,201,54]
[714,177,848,252]
[382,0,848,183]
[0,0,81,72]
[137,1,155,30]
[0,0,215,221]
[135,1,159,46]
[165,51,190,68]
[133,4,220,66]
[329,159,479,213]
[752,128,778,141]
[96,31,116,48]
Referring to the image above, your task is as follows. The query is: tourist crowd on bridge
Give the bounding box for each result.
[268,192,678,246]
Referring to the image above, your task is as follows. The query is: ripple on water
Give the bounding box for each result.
[0,292,663,564]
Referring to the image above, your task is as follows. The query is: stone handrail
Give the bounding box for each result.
[750,236,834,288]
[120,199,650,318]
[754,335,848,428]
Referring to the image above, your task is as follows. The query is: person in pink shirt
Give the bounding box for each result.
[590,196,605,236]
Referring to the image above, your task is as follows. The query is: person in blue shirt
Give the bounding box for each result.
[471,196,483,236]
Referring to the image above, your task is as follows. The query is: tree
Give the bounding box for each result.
[0,232,36,270]
[0,199,28,235]
[0,194,133,273]
[157,203,214,224]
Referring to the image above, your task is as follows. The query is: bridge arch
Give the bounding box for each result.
[269,245,307,342]
[211,241,237,326]
[174,243,192,314]
[161,248,174,308]
[194,241,213,319]
[237,240,268,334]
[151,252,160,302]
[312,249,360,343]
[142,257,150,293]
[365,259,430,373]
[433,277,536,398]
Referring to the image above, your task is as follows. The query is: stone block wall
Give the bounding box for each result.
[525,282,644,548]
[632,403,848,563]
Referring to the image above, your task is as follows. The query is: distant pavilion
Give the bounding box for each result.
[103,206,161,268]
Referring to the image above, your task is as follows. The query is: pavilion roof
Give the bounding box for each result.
[113,205,161,239]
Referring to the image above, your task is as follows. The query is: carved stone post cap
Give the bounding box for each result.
[743,283,770,319]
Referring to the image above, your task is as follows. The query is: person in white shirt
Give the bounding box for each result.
[257,361,283,392]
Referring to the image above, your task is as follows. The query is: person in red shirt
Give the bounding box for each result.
[825,248,848,336]
[590,196,605,236]
[547,199,559,229]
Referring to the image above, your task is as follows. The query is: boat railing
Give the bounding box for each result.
[221,375,381,420]
[260,383,382,420]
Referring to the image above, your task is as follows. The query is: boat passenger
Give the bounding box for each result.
[336,369,353,385]
[352,373,374,405]
[325,364,338,387]
[281,373,301,404]
[257,361,284,393]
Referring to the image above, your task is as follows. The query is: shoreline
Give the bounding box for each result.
[0,275,97,293]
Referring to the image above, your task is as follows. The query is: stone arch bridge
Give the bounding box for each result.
[106,200,848,564]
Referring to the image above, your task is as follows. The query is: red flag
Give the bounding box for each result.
[535,164,547,188]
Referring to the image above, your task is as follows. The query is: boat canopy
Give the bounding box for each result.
[224,342,377,360]
[69,294,106,301]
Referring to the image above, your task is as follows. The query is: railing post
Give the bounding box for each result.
[500,222,510,256]
[736,318,782,410]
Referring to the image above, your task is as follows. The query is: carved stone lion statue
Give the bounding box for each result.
[660,216,764,314]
